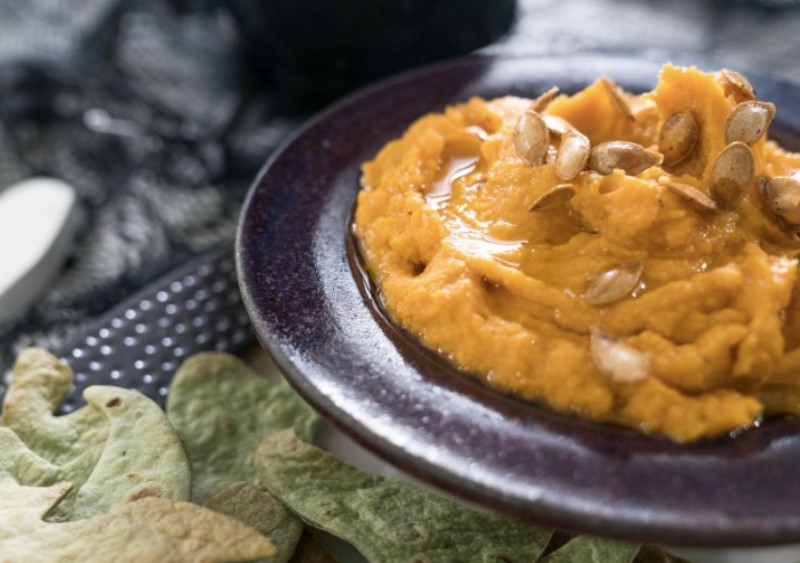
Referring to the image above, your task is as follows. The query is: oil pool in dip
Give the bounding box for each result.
[354,64,800,442]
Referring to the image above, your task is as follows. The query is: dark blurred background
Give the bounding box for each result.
[1,0,800,373]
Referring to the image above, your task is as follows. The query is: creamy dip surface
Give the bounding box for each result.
[354,64,800,442]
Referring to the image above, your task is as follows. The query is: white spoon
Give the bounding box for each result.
[0,177,81,323]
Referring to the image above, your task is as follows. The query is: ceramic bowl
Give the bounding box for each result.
[237,55,800,547]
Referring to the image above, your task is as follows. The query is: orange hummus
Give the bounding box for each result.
[354,64,800,442]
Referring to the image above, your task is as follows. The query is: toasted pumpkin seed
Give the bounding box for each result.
[761,175,800,226]
[590,328,649,383]
[725,101,776,145]
[543,115,573,137]
[658,112,698,166]
[531,86,560,113]
[710,142,755,211]
[588,141,664,175]
[715,69,756,102]
[660,178,718,211]
[555,129,590,181]
[514,110,549,166]
[582,262,643,305]
[600,78,636,121]
[530,184,575,212]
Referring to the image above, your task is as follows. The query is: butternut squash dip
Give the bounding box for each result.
[354,64,800,442]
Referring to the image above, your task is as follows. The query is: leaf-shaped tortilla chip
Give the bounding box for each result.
[0,478,275,562]
[67,386,191,520]
[538,534,689,563]
[167,353,318,563]
[206,481,304,563]
[0,479,72,539]
[166,353,319,501]
[255,430,552,563]
[0,427,61,484]
[2,349,108,464]
[539,535,640,563]
[0,427,102,520]
[0,351,191,522]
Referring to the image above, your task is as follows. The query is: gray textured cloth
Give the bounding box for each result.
[492,0,800,83]
[1,0,799,373]
[0,0,305,370]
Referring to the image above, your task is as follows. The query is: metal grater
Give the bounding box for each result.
[2,248,255,412]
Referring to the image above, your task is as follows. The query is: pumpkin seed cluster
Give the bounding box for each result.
[514,70,792,315]
[514,79,659,309]
[512,70,795,384]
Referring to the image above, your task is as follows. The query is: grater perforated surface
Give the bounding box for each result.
[24,248,256,412]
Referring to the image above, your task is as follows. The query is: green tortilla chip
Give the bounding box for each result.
[539,535,689,563]
[166,353,319,502]
[539,535,639,563]
[0,478,275,561]
[2,385,192,522]
[66,386,191,520]
[2,348,108,464]
[0,427,102,519]
[167,353,318,562]
[0,427,62,484]
[255,429,552,563]
[206,481,304,563]
[0,478,72,540]
[0,351,191,522]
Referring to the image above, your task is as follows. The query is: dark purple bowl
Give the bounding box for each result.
[236,55,800,547]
